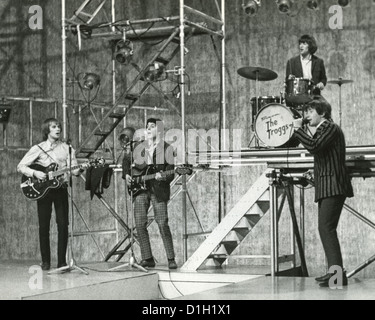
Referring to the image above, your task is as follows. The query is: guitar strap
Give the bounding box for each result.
[37,144,58,164]
[37,144,69,187]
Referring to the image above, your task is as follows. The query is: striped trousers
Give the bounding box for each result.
[134,191,175,261]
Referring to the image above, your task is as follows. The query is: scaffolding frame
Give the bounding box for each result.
[61,0,226,263]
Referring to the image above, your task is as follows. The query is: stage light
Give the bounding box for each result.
[307,0,320,10]
[114,39,134,65]
[276,0,294,14]
[338,0,350,7]
[0,107,11,123]
[242,0,261,16]
[83,73,100,90]
[142,62,166,82]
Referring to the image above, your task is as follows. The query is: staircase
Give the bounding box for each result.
[181,169,273,272]
[75,28,186,159]
[67,0,108,25]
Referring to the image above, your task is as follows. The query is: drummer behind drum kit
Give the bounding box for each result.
[237,66,353,148]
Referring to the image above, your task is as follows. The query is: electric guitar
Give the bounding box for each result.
[20,158,105,201]
[128,165,193,197]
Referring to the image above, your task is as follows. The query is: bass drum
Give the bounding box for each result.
[254,103,302,148]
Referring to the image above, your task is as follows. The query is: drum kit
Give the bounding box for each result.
[238,66,353,148]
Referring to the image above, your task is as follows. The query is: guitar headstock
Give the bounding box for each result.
[176,165,193,176]
[89,157,106,168]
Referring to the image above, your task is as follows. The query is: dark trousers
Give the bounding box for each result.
[318,195,346,270]
[37,187,69,266]
[134,191,175,261]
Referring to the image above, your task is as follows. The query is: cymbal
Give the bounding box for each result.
[327,78,353,86]
[237,67,278,81]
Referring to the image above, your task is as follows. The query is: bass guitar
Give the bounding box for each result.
[128,165,193,197]
[20,159,104,201]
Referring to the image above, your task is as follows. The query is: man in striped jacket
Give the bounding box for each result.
[293,97,353,288]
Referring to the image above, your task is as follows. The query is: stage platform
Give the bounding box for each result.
[1,260,375,300]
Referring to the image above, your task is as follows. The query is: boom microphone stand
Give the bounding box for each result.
[49,140,88,275]
[109,140,147,273]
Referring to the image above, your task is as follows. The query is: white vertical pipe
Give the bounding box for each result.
[220,0,226,222]
[180,0,188,262]
[221,0,226,146]
[111,0,119,244]
[62,0,67,139]
[29,100,33,146]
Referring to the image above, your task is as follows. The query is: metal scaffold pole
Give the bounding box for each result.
[179,0,188,262]
[62,0,67,137]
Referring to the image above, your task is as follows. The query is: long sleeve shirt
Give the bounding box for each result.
[17,140,80,182]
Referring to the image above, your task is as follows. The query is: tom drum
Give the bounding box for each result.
[285,78,313,106]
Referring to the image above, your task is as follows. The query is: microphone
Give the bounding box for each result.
[302,118,310,125]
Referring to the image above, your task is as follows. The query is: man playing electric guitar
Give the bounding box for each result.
[17,118,82,271]
[123,118,177,270]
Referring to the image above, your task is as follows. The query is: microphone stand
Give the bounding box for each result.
[109,140,147,273]
[49,139,88,275]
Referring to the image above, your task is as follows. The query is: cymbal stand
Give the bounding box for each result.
[108,142,148,273]
[48,142,88,275]
[249,71,260,149]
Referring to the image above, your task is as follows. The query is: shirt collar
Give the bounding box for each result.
[44,139,60,149]
[316,119,327,130]
[300,54,312,62]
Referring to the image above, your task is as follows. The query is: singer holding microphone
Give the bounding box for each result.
[293,97,353,288]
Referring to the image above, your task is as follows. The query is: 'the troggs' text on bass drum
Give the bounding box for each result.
[254,103,301,148]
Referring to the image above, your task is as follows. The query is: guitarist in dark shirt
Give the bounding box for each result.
[17,118,81,271]
[123,118,177,269]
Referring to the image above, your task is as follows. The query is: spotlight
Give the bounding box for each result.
[114,39,134,65]
[242,0,261,16]
[83,73,100,90]
[276,0,294,14]
[118,127,135,149]
[338,0,350,7]
[142,62,166,82]
[307,0,320,10]
[0,104,11,123]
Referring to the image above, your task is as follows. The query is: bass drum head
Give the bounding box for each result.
[254,103,301,148]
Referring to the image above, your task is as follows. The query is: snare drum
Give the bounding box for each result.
[251,96,283,124]
[285,78,313,106]
[254,103,301,148]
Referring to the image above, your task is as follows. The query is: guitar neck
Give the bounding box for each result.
[52,164,85,178]
[141,169,175,182]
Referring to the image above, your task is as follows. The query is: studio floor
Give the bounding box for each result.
[1,260,375,300]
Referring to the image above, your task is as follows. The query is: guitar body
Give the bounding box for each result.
[128,166,152,197]
[127,164,193,198]
[21,163,62,201]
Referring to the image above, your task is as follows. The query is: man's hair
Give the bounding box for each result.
[304,96,332,120]
[299,34,318,55]
[146,117,162,128]
[42,118,61,141]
